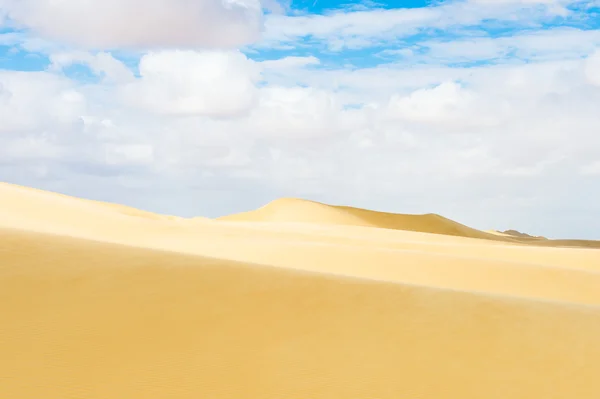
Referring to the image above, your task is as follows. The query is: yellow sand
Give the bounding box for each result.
[2,181,600,398]
[219,197,513,241]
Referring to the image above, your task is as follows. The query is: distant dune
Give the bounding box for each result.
[220,197,600,248]
[2,181,600,398]
[219,198,515,240]
[501,229,546,239]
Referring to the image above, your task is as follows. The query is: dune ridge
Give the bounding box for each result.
[220,197,600,248]
[2,181,600,398]
[0,181,190,221]
[218,197,509,241]
[2,182,600,305]
[3,181,597,247]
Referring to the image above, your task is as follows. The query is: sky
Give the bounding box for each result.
[0,0,599,239]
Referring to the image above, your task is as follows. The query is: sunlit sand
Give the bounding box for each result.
[2,181,600,398]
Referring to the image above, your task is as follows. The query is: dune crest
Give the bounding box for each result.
[220,197,600,248]
[0,182,211,241]
[219,198,519,242]
[218,198,374,227]
[0,181,177,222]
[218,197,499,239]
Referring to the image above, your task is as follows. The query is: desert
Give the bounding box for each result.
[2,181,600,398]
[2,0,600,396]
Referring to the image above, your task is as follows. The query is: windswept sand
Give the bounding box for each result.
[2,181,600,398]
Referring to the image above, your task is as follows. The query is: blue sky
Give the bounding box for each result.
[292,0,435,13]
[1,0,600,238]
[2,0,599,72]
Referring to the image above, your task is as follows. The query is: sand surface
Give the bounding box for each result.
[2,181,600,398]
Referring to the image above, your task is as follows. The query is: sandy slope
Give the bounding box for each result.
[3,228,600,399]
[2,181,600,398]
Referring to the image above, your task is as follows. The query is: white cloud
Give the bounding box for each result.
[0,132,64,161]
[381,81,501,129]
[0,0,264,49]
[417,28,600,64]
[468,0,570,16]
[0,71,85,134]
[246,86,342,138]
[5,54,598,183]
[49,52,135,83]
[104,144,155,166]
[260,0,573,50]
[585,50,600,86]
[261,56,320,69]
[580,161,600,175]
[120,50,260,117]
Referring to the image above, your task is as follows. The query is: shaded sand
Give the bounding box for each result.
[2,227,600,399]
[502,229,547,239]
[2,181,600,398]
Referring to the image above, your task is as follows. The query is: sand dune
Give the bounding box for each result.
[220,197,600,248]
[0,182,205,241]
[2,181,600,398]
[0,182,183,234]
[501,229,547,239]
[2,182,600,305]
[219,197,512,241]
[3,227,600,399]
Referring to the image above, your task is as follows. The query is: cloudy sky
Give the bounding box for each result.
[0,0,599,238]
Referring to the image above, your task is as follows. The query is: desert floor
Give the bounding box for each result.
[2,181,600,398]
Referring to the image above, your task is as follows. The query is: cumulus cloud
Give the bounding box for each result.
[6,53,600,179]
[0,71,85,135]
[247,86,341,138]
[0,0,264,49]
[381,81,502,130]
[121,50,260,117]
